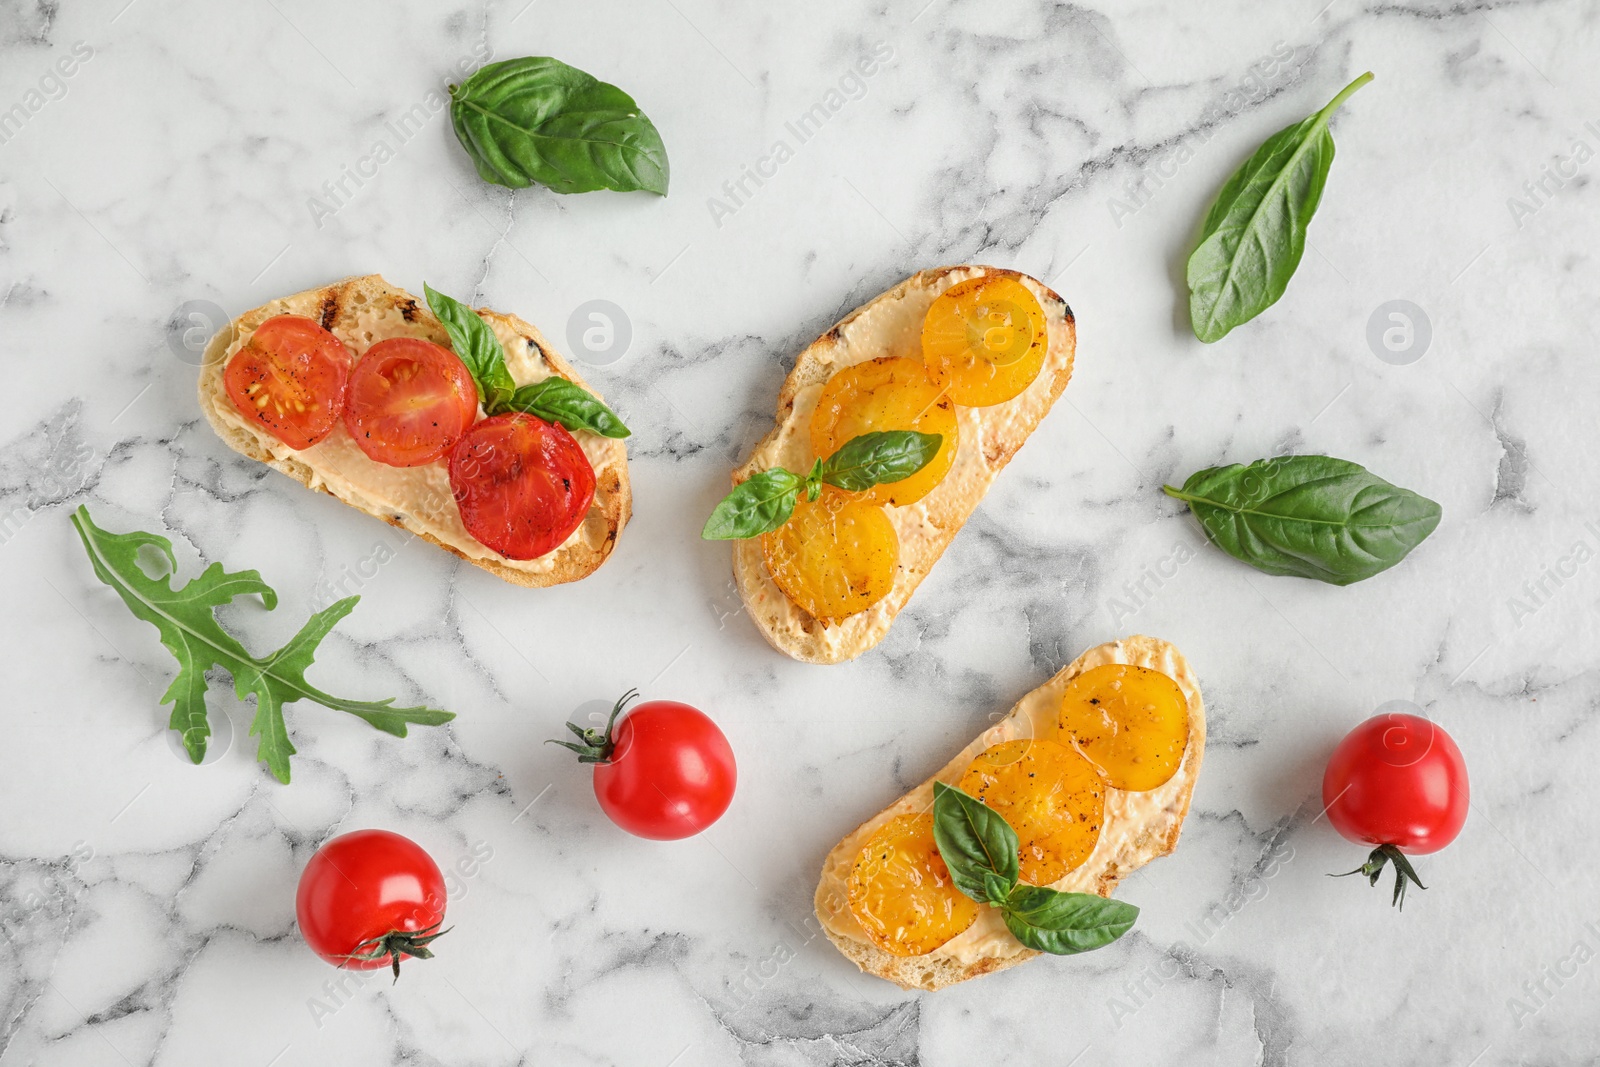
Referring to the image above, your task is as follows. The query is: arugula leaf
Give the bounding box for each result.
[701,469,804,540]
[71,507,454,783]
[504,378,630,439]
[1164,455,1440,585]
[931,782,1020,906]
[1186,72,1373,342]
[424,283,516,412]
[818,431,942,493]
[449,57,669,195]
[1001,884,1139,955]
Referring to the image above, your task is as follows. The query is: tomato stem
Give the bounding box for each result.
[342,920,452,982]
[1330,843,1427,910]
[548,689,639,764]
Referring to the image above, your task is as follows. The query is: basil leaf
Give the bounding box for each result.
[505,378,630,439]
[701,469,805,540]
[1002,885,1138,955]
[449,57,669,195]
[1164,455,1440,585]
[819,431,943,493]
[931,782,1019,906]
[1186,71,1373,342]
[71,507,454,784]
[424,284,515,412]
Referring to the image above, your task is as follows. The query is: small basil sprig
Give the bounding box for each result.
[700,430,942,540]
[1164,455,1440,585]
[931,782,1138,955]
[449,57,669,195]
[1187,71,1373,342]
[702,469,806,541]
[931,780,1019,905]
[423,284,629,439]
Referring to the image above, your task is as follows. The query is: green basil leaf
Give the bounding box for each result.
[931,782,1019,906]
[1002,885,1138,955]
[701,469,805,540]
[819,431,943,493]
[1164,455,1441,585]
[449,57,669,195]
[504,378,630,439]
[424,284,516,412]
[1186,72,1373,342]
[70,506,454,784]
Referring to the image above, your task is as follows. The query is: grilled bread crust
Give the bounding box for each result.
[730,266,1076,663]
[197,275,630,588]
[815,635,1206,990]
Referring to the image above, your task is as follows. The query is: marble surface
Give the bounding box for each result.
[2,0,1598,1063]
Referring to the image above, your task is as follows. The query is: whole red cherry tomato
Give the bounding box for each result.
[295,829,449,979]
[552,690,737,840]
[1322,711,1468,908]
[224,315,351,449]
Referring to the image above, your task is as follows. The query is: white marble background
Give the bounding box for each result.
[1,0,1597,1063]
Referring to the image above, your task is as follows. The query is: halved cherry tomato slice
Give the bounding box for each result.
[957,738,1105,885]
[1058,664,1190,792]
[223,315,351,449]
[448,412,595,560]
[922,275,1048,407]
[847,813,979,957]
[344,338,479,468]
[761,490,898,621]
[809,356,958,507]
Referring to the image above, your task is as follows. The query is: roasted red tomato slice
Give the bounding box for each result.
[448,412,596,560]
[343,338,479,467]
[224,315,352,449]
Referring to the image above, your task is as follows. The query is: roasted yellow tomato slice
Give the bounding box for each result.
[1058,664,1190,791]
[847,813,980,957]
[922,274,1048,407]
[761,491,897,621]
[957,738,1105,886]
[809,357,958,507]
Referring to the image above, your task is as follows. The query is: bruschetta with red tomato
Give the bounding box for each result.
[198,275,631,587]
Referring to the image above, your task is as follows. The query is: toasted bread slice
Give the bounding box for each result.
[730,265,1075,663]
[814,635,1205,991]
[198,275,630,588]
